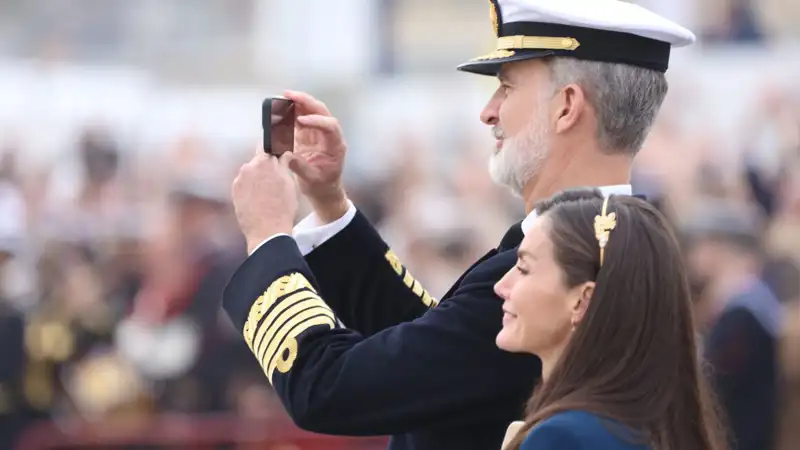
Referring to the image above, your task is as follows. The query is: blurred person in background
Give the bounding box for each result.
[17,127,150,425]
[778,298,800,450]
[740,86,800,221]
[700,0,765,43]
[116,176,246,414]
[684,199,783,450]
[770,166,800,450]
[734,91,800,450]
[0,159,40,449]
[222,1,696,449]
[28,238,151,423]
[497,190,726,450]
[740,88,800,304]
[39,127,131,245]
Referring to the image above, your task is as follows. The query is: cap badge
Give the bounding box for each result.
[489,0,500,37]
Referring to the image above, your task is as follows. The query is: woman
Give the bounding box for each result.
[496,189,728,450]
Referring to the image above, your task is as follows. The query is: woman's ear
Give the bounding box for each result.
[570,281,595,327]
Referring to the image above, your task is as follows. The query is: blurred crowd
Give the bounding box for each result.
[0,130,287,448]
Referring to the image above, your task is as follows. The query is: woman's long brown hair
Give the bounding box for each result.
[506,189,728,450]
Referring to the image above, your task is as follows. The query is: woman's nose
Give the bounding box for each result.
[494,271,512,300]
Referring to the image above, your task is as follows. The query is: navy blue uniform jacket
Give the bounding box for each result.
[520,411,649,450]
[222,210,542,450]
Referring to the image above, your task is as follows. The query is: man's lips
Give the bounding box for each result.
[493,126,505,153]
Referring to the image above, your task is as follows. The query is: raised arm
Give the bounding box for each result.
[223,234,540,436]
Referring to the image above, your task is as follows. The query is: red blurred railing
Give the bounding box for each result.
[14,414,389,449]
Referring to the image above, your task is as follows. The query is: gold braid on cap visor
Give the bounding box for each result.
[593,197,617,266]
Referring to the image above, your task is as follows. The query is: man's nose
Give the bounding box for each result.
[480,96,500,126]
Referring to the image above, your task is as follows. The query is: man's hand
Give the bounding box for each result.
[232,149,298,254]
[282,90,349,224]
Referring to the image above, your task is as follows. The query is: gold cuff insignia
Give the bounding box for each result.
[242,272,336,384]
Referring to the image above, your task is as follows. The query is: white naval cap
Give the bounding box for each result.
[458,0,696,76]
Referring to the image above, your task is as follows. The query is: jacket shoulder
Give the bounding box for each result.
[452,249,516,293]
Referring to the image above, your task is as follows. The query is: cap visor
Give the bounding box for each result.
[456,49,555,76]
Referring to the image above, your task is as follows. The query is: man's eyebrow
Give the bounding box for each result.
[497,70,512,84]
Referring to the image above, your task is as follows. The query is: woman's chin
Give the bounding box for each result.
[496,329,521,353]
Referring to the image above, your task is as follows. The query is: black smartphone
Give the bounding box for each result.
[262,96,295,156]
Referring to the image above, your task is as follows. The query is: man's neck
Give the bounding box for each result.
[522,154,632,214]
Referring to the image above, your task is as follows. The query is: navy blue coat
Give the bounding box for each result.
[519,411,649,450]
[222,210,542,450]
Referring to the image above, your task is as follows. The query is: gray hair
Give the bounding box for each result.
[547,58,668,156]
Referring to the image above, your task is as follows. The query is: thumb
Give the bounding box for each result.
[285,153,320,182]
[278,152,293,170]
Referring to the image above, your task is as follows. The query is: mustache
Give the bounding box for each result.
[493,126,505,140]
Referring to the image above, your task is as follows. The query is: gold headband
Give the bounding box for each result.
[593,197,617,266]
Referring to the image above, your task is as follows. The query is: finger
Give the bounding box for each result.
[238,159,254,176]
[231,173,240,192]
[286,152,320,181]
[244,153,270,178]
[278,152,293,170]
[283,90,331,115]
[262,151,280,169]
[294,127,320,149]
[297,115,340,133]
[254,143,269,159]
[278,154,299,189]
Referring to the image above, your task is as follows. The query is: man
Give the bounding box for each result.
[226,1,695,449]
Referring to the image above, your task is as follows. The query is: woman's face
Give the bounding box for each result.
[494,216,584,357]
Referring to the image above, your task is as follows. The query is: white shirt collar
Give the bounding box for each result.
[520,184,632,235]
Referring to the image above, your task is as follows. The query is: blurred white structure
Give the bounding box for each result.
[0,0,798,180]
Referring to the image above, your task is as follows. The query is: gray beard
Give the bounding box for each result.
[488,115,550,197]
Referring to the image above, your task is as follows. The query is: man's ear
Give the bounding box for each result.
[553,84,587,134]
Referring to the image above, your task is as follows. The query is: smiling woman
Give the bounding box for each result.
[494,188,729,450]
